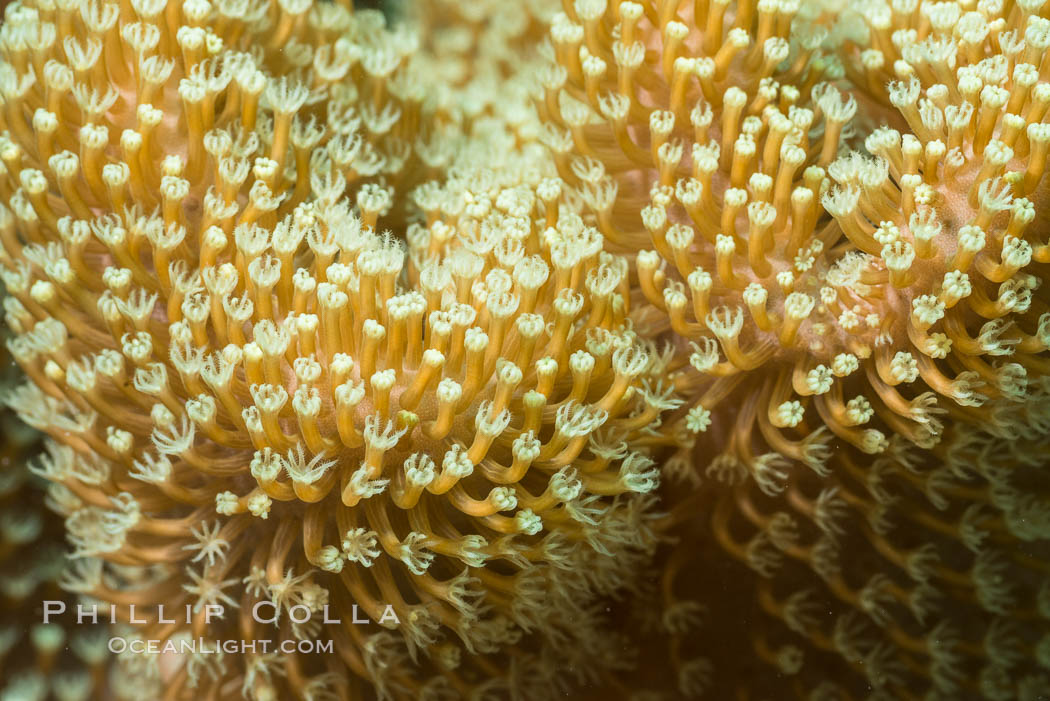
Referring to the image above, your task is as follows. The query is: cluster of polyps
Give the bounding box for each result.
[688,2,1050,698]
[605,1,1050,699]
[825,0,1050,424]
[536,0,870,489]
[524,0,1050,699]
[0,0,671,698]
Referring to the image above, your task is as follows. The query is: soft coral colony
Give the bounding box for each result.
[542,0,1050,698]
[0,2,1048,701]
[0,0,666,698]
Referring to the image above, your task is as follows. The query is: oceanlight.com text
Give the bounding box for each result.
[107,637,336,655]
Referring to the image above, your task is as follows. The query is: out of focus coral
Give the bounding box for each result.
[404,0,561,193]
[409,0,557,89]
[0,0,669,698]
[0,330,118,701]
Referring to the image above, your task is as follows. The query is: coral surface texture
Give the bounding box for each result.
[0,0,1048,700]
